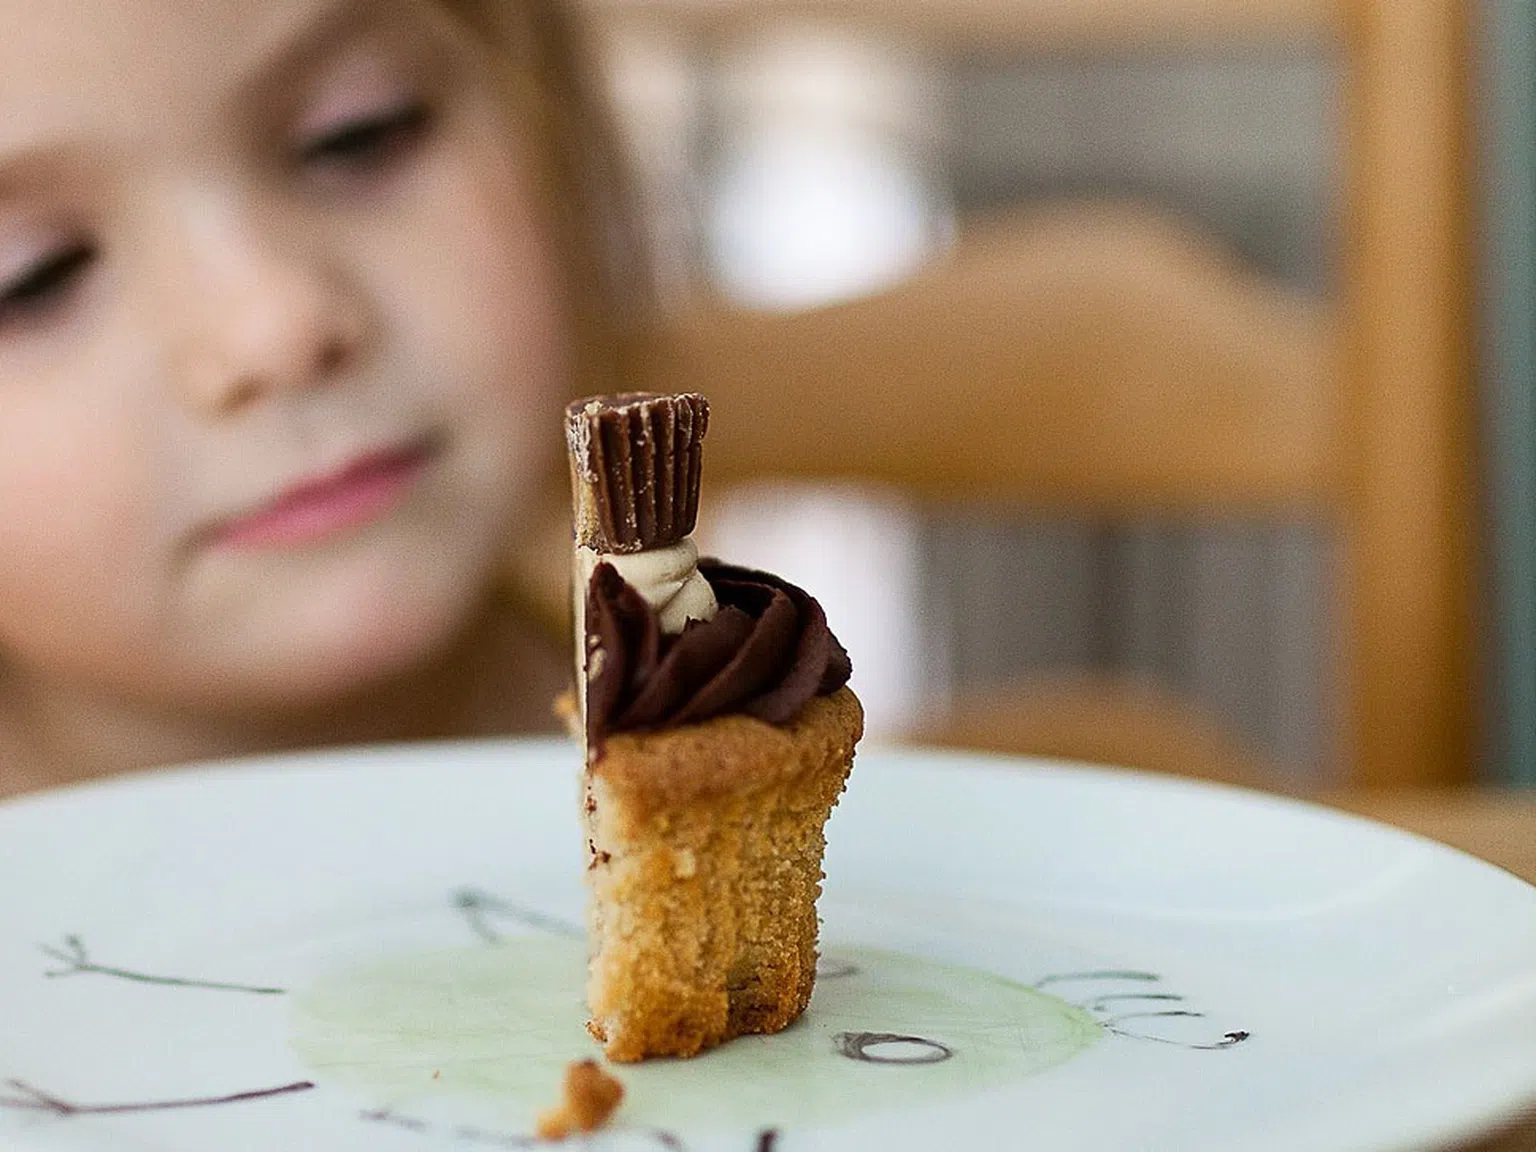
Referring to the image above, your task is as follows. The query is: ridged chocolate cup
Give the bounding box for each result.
[566,393,709,553]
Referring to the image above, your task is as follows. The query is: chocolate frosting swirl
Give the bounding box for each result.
[584,560,852,751]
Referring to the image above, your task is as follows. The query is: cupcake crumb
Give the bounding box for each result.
[672,848,697,879]
[535,1059,625,1140]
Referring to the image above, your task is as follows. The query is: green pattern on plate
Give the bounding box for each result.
[291,938,1100,1129]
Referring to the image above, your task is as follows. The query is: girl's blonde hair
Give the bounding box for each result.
[438,0,650,398]
[436,0,651,634]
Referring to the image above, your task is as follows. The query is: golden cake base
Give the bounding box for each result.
[581,688,863,1062]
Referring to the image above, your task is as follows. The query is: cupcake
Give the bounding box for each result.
[565,393,863,1062]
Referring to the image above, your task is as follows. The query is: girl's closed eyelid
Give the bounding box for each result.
[266,26,460,178]
[288,37,431,137]
[287,51,439,176]
[0,241,97,328]
[297,99,433,167]
[294,68,415,138]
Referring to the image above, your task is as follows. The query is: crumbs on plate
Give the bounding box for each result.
[535,1059,625,1140]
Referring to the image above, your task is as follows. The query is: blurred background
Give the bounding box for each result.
[577,0,1533,796]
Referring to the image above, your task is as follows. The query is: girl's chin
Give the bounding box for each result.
[224,580,488,707]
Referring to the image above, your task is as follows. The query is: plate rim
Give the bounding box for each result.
[8,737,1529,898]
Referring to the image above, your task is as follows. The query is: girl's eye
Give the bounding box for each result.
[0,243,96,328]
[299,101,434,172]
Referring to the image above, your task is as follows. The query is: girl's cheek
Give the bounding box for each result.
[399,153,567,403]
[0,394,144,566]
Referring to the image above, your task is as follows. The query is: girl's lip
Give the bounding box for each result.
[211,439,437,550]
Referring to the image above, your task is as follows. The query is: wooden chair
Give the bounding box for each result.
[601,1,1476,790]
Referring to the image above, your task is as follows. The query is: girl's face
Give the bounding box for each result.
[0,0,569,711]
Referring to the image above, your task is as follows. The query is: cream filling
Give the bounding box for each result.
[579,538,718,634]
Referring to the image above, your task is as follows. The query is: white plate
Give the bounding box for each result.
[2,740,1535,1152]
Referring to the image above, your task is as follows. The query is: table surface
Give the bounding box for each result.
[1321,790,1536,1151]
[1325,789,1536,888]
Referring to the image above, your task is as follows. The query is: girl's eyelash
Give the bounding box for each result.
[0,243,96,326]
[299,101,434,168]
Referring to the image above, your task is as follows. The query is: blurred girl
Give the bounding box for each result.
[0,0,642,793]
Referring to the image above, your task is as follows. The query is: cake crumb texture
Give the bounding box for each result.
[583,688,863,1062]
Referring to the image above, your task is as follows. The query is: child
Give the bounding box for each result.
[0,0,644,795]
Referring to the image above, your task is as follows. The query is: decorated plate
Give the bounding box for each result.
[2,740,1534,1151]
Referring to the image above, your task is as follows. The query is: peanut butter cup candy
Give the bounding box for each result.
[565,392,708,554]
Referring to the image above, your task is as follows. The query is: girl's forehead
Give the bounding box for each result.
[0,0,417,155]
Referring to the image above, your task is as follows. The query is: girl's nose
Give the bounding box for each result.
[167,203,369,418]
